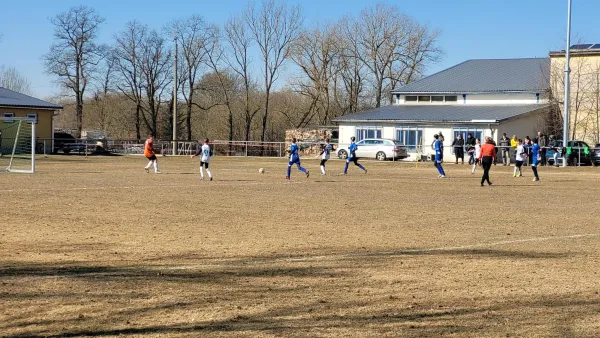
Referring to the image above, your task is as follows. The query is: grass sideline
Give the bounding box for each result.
[1,155,600,337]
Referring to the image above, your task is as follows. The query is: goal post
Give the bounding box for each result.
[0,116,36,173]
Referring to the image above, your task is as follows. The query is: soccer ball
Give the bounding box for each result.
[259,168,265,174]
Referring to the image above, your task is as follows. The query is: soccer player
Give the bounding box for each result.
[190,138,213,181]
[513,139,525,177]
[531,138,541,182]
[319,138,333,175]
[433,134,446,178]
[144,135,160,174]
[343,136,367,175]
[478,137,496,186]
[471,138,481,174]
[286,138,309,180]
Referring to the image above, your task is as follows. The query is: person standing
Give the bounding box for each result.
[344,136,367,175]
[478,137,497,186]
[471,138,481,174]
[531,138,541,181]
[548,135,560,167]
[466,133,476,165]
[433,134,446,178]
[537,131,547,166]
[524,136,532,166]
[190,138,213,181]
[319,138,333,175]
[499,133,511,166]
[286,138,310,180]
[144,135,160,174]
[513,139,525,177]
[452,134,465,164]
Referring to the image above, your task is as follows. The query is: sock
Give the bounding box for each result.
[200,167,204,178]
[153,161,158,173]
[440,165,446,176]
[287,165,291,178]
[532,166,539,179]
[206,168,212,178]
[513,167,517,175]
[320,165,325,175]
[358,164,366,171]
[472,163,476,173]
[145,161,152,169]
[298,165,307,173]
[344,162,349,174]
[436,164,444,176]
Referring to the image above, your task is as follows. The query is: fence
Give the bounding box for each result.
[35,138,600,166]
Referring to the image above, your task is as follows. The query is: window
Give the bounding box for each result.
[418,96,431,102]
[356,127,382,141]
[3,112,14,123]
[453,127,484,144]
[395,94,401,104]
[405,95,417,102]
[26,113,38,124]
[445,96,457,102]
[431,96,444,102]
[396,126,423,151]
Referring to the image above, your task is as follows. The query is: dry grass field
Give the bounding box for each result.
[1,155,600,338]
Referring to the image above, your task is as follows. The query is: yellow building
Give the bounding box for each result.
[549,44,600,145]
[0,87,62,153]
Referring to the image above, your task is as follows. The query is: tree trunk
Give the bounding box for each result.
[186,101,193,141]
[76,94,83,138]
[135,104,141,140]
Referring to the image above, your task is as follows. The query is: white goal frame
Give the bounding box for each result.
[0,116,36,173]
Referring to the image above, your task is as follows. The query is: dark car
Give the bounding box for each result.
[545,140,593,166]
[54,132,86,154]
[593,144,600,166]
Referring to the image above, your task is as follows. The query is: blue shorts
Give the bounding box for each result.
[288,157,300,166]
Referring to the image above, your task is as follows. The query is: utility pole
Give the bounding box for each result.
[172,36,178,156]
[562,0,572,167]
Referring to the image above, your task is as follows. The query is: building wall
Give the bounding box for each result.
[0,108,55,152]
[496,112,545,142]
[397,93,545,105]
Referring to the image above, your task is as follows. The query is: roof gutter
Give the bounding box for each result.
[0,104,64,110]
[390,91,546,95]
[333,119,501,125]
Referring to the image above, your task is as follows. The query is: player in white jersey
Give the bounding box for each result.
[471,138,481,174]
[191,138,213,181]
[319,138,334,175]
[513,139,526,177]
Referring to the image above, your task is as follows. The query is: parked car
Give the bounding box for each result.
[53,132,86,154]
[337,138,408,161]
[545,140,593,166]
[593,144,600,166]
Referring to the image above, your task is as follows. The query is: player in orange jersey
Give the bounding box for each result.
[144,135,160,174]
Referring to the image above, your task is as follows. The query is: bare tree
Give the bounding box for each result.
[290,24,340,127]
[167,16,220,140]
[0,66,32,95]
[89,46,116,131]
[224,15,262,142]
[245,0,303,142]
[336,17,367,114]
[113,21,147,140]
[138,30,172,137]
[43,6,105,138]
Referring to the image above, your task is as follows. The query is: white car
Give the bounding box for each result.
[337,138,409,161]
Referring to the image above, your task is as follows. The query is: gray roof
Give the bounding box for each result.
[333,104,549,124]
[0,87,62,110]
[392,58,550,94]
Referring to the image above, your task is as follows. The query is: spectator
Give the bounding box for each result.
[478,136,497,187]
[499,133,511,166]
[452,134,465,164]
[548,135,560,167]
[524,136,532,166]
[466,133,476,165]
[537,131,548,166]
[510,135,518,150]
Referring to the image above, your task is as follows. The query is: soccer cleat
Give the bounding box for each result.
[440,175,446,178]
[306,170,310,178]
[155,171,162,174]
[210,177,213,182]
[364,169,368,174]
[533,177,539,182]
[145,168,149,173]
[513,173,517,177]
[285,176,290,180]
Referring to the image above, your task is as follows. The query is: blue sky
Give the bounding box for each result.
[0,0,598,98]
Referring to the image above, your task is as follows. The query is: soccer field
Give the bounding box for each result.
[1,156,600,337]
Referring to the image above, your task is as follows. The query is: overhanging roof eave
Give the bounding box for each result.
[0,104,63,110]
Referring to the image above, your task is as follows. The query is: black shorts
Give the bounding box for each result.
[146,155,157,161]
[515,160,523,168]
[201,161,209,169]
[348,157,359,164]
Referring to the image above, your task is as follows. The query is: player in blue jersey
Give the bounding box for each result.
[531,138,541,182]
[286,138,309,180]
[343,136,367,175]
[433,134,446,178]
[319,138,334,175]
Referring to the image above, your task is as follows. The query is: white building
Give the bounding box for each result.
[333,58,550,160]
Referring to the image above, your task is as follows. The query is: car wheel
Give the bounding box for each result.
[338,150,348,159]
[376,151,387,161]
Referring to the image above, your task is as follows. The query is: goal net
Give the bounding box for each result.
[0,117,35,173]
